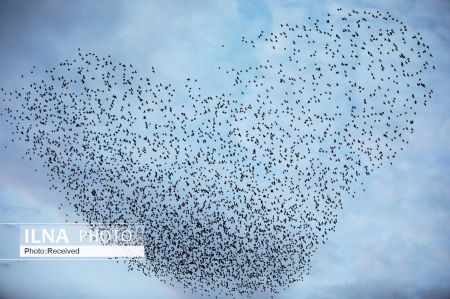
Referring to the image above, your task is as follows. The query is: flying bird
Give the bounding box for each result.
[0,8,434,297]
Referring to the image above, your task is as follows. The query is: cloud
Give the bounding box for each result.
[317,280,450,299]
[0,1,449,299]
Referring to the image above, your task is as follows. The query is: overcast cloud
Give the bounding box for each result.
[0,1,449,298]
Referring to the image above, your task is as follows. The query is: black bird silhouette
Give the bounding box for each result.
[0,8,434,297]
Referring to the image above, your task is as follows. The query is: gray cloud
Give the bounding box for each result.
[0,0,448,299]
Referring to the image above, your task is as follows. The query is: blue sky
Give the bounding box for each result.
[0,0,449,298]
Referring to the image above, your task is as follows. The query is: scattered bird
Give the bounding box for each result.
[0,8,434,297]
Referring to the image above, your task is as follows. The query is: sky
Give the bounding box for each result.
[0,0,449,298]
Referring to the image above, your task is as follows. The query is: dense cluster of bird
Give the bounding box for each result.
[0,8,434,297]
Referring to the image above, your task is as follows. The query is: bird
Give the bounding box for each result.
[0,8,435,297]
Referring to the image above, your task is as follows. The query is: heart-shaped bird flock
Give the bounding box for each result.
[1,8,434,297]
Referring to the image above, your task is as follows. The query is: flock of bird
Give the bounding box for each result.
[0,8,434,297]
